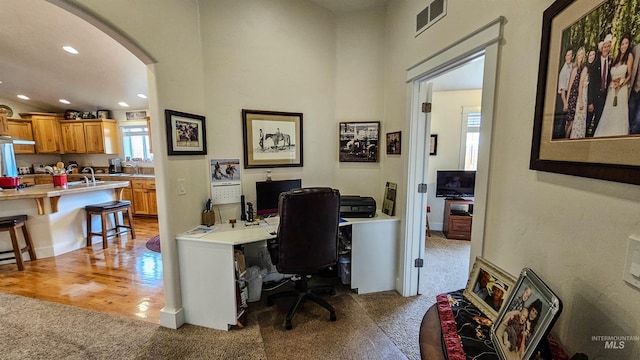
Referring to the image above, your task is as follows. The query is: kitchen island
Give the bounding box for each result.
[0,180,130,262]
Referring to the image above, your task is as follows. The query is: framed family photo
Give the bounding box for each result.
[463,257,516,322]
[165,109,207,155]
[339,121,380,162]
[242,109,303,169]
[530,0,640,185]
[491,268,562,360]
[386,131,401,155]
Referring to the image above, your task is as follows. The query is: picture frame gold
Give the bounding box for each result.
[241,109,303,169]
[463,256,516,322]
[530,0,640,185]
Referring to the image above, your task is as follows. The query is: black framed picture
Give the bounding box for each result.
[339,121,380,162]
[165,109,207,155]
[241,109,303,168]
[430,134,438,156]
[386,131,401,155]
[530,0,640,185]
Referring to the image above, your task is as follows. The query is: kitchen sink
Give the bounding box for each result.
[67,180,106,187]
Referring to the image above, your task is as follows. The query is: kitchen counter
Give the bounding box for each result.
[0,180,132,262]
[0,181,130,214]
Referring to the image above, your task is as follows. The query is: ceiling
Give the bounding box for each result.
[0,0,481,116]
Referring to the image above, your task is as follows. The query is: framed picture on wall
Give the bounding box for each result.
[242,109,303,168]
[430,134,438,155]
[165,109,207,155]
[339,121,380,162]
[386,131,401,155]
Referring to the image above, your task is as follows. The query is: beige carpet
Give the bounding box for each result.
[0,231,469,360]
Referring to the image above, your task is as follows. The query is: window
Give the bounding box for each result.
[460,107,481,170]
[121,125,153,161]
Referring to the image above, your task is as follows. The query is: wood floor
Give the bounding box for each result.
[0,217,163,324]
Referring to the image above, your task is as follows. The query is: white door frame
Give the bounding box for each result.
[399,17,504,296]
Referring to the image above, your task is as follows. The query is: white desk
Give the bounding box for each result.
[175,211,399,330]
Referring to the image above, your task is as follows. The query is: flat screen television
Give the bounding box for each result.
[435,170,476,199]
[256,179,302,216]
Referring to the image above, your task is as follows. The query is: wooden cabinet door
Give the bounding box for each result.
[121,187,134,213]
[60,122,86,153]
[132,189,149,214]
[32,116,61,153]
[84,122,105,153]
[0,109,8,135]
[148,190,157,215]
[7,119,35,154]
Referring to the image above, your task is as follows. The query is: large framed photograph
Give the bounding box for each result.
[463,257,516,322]
[530,0,640,185]
[242,109,303,169]
[386,131,401,155]
[165,109,207,155]
[339,121,380,162]
[491,268,562,360]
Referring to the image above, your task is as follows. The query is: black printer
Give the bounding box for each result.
[340,195,376,218]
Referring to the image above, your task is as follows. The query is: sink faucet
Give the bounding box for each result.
[82,176,90,184]
[81,167,95,184]
[124,161,139,174]
[67,163,77,174]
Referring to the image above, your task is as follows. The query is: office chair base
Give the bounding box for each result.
[267,284,337,330]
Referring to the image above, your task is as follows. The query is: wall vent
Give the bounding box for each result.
[416,0,447,36]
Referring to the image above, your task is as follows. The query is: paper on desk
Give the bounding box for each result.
[181,225,216,238]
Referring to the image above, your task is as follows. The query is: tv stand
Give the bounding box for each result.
[443,198,473,240]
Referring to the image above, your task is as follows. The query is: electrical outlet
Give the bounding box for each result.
[177,178,186,195]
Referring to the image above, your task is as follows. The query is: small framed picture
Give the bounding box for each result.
[430,134,438,155]
[491,268,562,360]
[463,256,516,322]
[165,109,207,155]
[96,110,110,119]
[386,131,401,155]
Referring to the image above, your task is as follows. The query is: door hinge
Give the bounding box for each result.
[422,102,432,113]
[418,183,427,193]
[415,258,424,268]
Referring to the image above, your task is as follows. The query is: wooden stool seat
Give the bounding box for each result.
[0,215,37,271]
[85,200,136,248]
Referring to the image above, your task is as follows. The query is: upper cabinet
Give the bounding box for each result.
[0,108,9,135]
[59,119,119,154]
[7,119,35,154]
[19,112,62,153]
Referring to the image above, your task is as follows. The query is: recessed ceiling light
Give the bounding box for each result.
[63,46,79,54]
[59,99,71,104]
[0,81,3,84]
[17,94,30,100]
[118,102,130,107]
[137,94,148,99]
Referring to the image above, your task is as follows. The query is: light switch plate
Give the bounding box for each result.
[177,178,186,195]
[623,235,640,289]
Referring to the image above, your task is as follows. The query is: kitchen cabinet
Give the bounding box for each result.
[0,108,8,135]
[20,112,62,154]
[7,119,35,154]
[59,119,119,154]
[132,178,157,216]
[60,122,86,153]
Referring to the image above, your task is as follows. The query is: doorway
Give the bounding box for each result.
[401,18,504,296]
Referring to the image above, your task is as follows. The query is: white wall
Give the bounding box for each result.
[384,0,640,357]
[428,90,482,229]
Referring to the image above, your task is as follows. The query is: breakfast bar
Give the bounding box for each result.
[0,181,130,261]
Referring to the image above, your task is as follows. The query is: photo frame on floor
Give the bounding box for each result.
[463,257,516,322]
[491,268,562,360]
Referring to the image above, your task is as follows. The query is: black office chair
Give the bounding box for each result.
[266,187,340,330]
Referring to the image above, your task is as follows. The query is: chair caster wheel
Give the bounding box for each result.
[285,321,293,330]
[330,312,337,321]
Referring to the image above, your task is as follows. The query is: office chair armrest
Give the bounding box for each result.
[267,237,279,265]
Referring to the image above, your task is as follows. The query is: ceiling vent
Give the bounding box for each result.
[416,0,447,36]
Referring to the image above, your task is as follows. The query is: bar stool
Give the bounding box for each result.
[85,200,136,249]
[0,215,37,271]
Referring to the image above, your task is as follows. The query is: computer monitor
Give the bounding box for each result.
[256,179,302,216]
